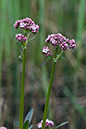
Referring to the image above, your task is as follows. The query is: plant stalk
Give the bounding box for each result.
[19,47,26,129]
[41,61,56,129]
[42,48,64,129]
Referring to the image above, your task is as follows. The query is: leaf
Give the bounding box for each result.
[16,42,22,46]
[26,37,35,44]
[29,124,37,129]
[24,109,34,124]
[13,123,15,129]
[23,120,29,129]
[14,121,19,127]
[45,126,50,129]
[28,124,33,129]
[41,56,51,66]
[53,121,69,129]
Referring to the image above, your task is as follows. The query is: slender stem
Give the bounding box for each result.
[42,47,57,129]
[41,61,56,129]
[19,47,26,129]
[56,51,64,60]
[41,47,58,129]
[41,48,64,129]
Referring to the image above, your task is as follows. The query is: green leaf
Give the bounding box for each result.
[53,121,69,129]
[13,123,15,129]
[24,109,34,124]
[16,42,22,46]
[14,121,19,127]
[28,124,33,129]
[45,126,50,129]
[41,56,51,66]
[23,120,29,129]
[26,37,35,44]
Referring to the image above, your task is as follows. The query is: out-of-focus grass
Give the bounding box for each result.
[0,0,8,124]
[38,0,48,96]
[76,0,85,62]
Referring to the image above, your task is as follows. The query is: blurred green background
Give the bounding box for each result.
[0,0,86,129]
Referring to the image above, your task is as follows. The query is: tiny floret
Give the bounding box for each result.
[37,119,54,128]
[69,39,76,49]
[14,20,22,29]
[37,120,43,128]
[16,34,27,42]
[59,42,68,50]
[42,46,52,56]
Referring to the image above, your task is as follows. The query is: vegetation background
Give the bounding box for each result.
[0,0,86,129]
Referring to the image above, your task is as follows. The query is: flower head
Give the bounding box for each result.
[29,24,40,34]
[0,127,7,129]
[45,119,54,127]
[45,33,66,46]
[42,46,52,56]
[16,34,27,42]
[45,33,76,50]
[14,17,39,34]
[37,119,54,128]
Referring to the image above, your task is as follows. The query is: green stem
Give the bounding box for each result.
[56,51,64,60]
[42,48,64,129]
[19,47,26,129]
[41,47,58,129]
[41,61,56,129]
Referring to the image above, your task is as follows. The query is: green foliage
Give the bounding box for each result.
[14,121,19,127]
[23,120,29,129]
[24,109,34,124]
[41,56,51,66]
[53,121,69,129]
[15,109,33,129]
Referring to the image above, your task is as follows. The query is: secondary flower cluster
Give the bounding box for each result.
[42,33,76,56]
[42,46,52,57]
[37,119,54,128]
[16,34,27,42]
[14,17,39,34]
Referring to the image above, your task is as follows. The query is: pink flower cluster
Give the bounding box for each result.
[42,46,52,57]
[45,33,76,50]
[14,17,39,34]
[0,127,7,129]
[37,119,54,128]
[16,34,27,42]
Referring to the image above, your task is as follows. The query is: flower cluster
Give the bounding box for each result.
[16,34,27,42]
[14,17,39,34]
[42,46,52,56]
[45,33,76,50]
[0,127,7,129]
[37,119,54,128]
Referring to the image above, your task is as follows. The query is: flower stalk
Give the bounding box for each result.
[41,47,58,129]
[14,17,39,129]
[19,46,26,129]
[42,46,64,129]
[41,61,56,129]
